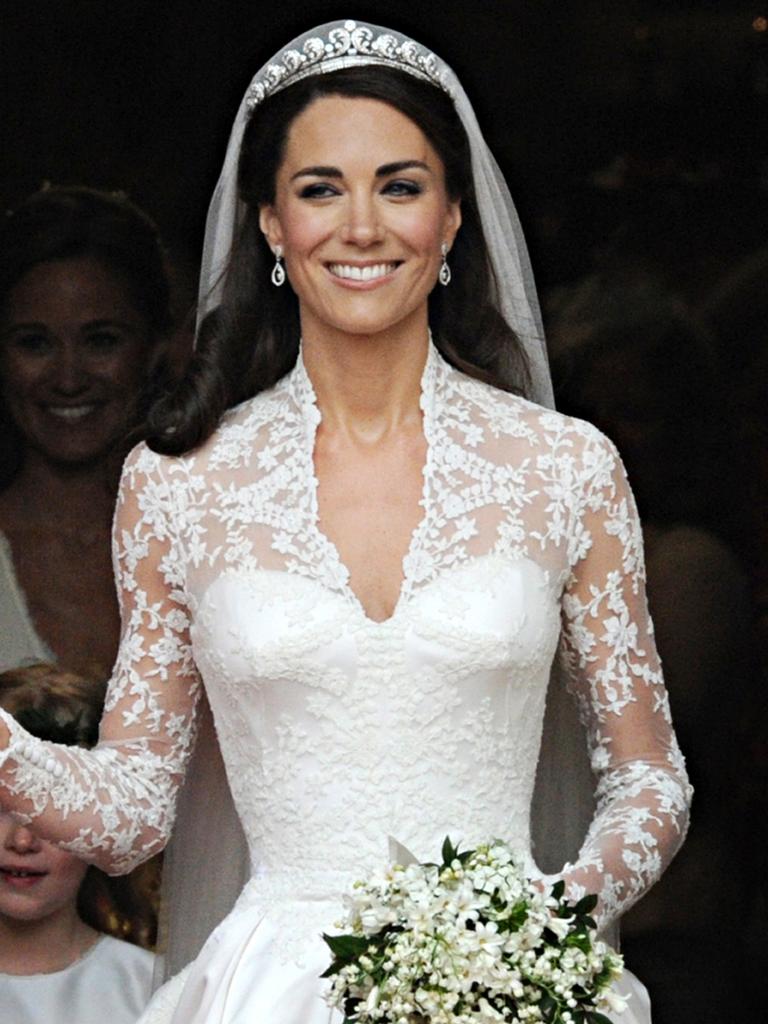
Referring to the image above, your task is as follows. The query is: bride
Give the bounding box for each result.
[0,20,690,1024]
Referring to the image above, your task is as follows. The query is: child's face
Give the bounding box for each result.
[0,813,88,923]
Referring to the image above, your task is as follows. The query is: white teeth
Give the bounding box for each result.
[328,263,395,281]
[47,405,96,421]
[5,870,37,877]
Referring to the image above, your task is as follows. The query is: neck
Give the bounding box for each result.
[0,906,98,976]
[0,454,117,529]
[301,318,430,444]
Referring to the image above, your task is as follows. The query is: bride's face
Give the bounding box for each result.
[259,94,461,342]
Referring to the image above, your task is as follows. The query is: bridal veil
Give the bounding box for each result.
[156,19,597,985]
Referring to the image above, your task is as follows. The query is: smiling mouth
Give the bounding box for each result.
[327,262,400,282]
[1,868,46,880]
[45,405,99,422]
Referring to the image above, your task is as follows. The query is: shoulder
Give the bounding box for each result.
[70,936,156,1018]
[90,934,155,978]
[125,377,294,482]
[119,440,170,479]
[199,380,294,466]
[95,933,155,964]
[447,365,619,464]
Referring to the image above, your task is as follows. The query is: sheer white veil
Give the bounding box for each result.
[155,18,596,987]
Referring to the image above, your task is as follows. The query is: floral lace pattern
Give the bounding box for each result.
[0,344,691,933]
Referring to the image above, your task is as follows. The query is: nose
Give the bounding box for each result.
[51,341,90,397]
[2,820,41,854]
[340,192,383,248]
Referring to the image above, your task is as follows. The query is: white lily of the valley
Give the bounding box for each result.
[547,913,575,940]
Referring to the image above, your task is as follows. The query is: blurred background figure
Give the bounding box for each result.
[0,186,175,679]
[0,186,177,957]
[703,247,768,654]
[0,663,154,1023]
[551,285,760,1022]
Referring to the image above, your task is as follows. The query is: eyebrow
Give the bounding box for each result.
[84,318,139,330]
[2,318,139,334]
[290,159,431,181]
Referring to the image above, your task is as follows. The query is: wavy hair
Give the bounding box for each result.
[147,66,530,454]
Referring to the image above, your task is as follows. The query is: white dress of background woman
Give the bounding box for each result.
[0,21,691,1024]
[0,531,52,672]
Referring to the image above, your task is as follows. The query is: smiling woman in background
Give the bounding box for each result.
[0,186,173,678]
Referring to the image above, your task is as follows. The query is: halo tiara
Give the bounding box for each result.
[245,20,452,110]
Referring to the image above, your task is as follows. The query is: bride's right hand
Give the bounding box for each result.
[0,444,202,873]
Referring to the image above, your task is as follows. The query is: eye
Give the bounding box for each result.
[298,183,340,200]
[85,329,123,350]
[382,179,423,197]
[6,331,52,354]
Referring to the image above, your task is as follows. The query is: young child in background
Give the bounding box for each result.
[0,664,154,1023]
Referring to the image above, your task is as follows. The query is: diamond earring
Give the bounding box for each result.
[439,242,451,286]
[271,245,286,287]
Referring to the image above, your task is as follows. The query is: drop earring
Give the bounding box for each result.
[439,242,451,286]
[271,245,286,287]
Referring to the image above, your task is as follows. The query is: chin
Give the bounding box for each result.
[24,426,122,466]
[315,308,425,341]
[31,443,117,467]
[301,287,429,341]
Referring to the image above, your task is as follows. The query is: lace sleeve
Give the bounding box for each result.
[0,444,201,874]
[557,427,692,927]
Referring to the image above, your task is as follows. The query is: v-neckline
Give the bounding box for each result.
[290,343,439,625]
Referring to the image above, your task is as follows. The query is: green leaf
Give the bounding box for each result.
[322,933,370,960]
[506,900,529,928]
[550,879,565,900]
[587,1013,614,1024]
[441,836,458,865]
[574,894,598,915]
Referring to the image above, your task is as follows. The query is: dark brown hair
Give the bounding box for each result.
[0,186,174,487]
[147,65,530,454]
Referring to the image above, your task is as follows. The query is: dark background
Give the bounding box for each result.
[3,0,767,297]
[2,1,765,1019]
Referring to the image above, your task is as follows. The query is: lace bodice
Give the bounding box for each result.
[0,344,691,928]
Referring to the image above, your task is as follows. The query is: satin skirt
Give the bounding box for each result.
[139,890,652,1024]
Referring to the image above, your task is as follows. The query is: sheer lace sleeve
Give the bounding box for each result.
[557,428,692,927]
[0,444,201,874]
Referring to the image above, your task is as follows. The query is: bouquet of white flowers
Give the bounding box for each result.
[322,838,625,1024]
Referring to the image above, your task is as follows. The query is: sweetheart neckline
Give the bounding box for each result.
[199,551,559,633]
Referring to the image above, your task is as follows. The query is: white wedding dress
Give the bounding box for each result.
[0,345,690,1024]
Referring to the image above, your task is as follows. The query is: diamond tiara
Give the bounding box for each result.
[245,20,452,111]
